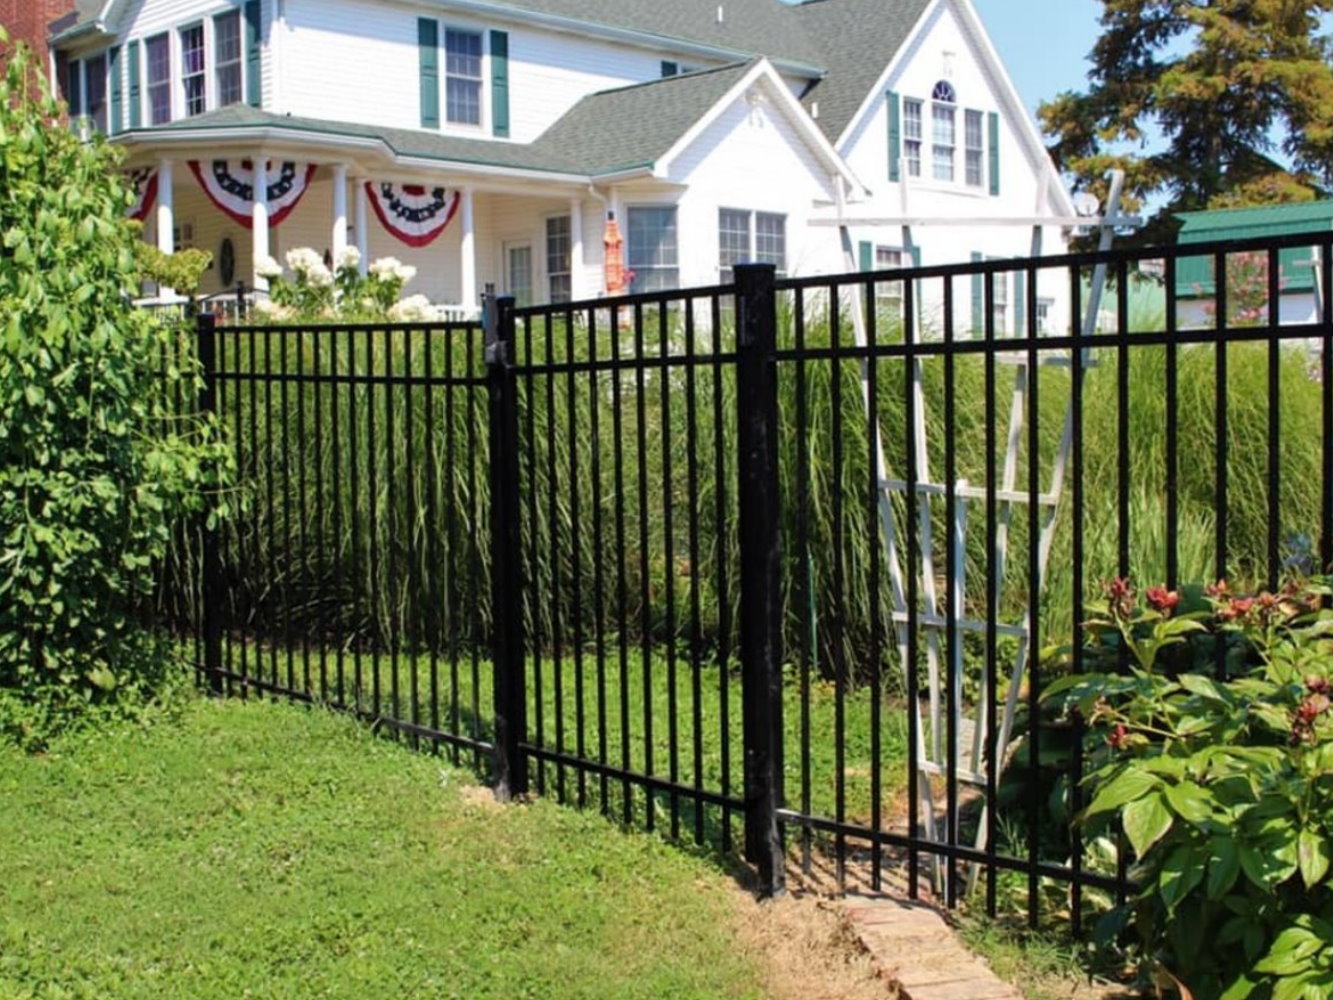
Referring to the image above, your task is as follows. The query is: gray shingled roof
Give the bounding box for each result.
[139,63,756,177]
[454,0,823,67]
[794,0,932,143]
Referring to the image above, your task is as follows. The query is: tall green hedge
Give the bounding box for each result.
[0,34,231,748]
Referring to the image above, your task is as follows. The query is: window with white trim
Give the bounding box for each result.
[84,53,108,134]
[444,28,483,126]
[874,246,905,314]
[965,109,984,188]
[180,23,206,117]
[546,215,572,304]
[991,267,1009,333]
[931,80,955,182]
[717,209,787,282]
[627,206,678,293]
[215,11,243,108]
[903,99,922,178]
[1036,298,1054,334]
[146,33,172,124]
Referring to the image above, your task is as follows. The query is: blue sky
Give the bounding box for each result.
[971,0,1103,121]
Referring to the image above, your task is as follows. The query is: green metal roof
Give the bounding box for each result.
[128,63,756,178]
[1174,201,1333,297]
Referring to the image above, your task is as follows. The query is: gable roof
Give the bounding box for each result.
[791,0,933,143]
[121,62,776,179]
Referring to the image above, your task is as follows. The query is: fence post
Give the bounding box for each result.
[195,311,224,696]
[486,293,528,801]
[735,263,785,897]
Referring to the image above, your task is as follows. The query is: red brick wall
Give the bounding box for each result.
[1,0,79,70]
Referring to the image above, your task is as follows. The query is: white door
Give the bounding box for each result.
[504,243,533,308]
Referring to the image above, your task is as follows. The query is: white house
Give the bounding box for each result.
[49,0,1076,326]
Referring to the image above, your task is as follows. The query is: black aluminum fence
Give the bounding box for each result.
[169,230,1333,922]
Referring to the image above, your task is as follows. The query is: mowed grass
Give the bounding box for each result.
[0,698,773,1000]
[216,643,912,844]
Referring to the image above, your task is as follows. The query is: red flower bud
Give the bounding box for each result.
[1307,676,1330,696]
[1145,587,1180,614]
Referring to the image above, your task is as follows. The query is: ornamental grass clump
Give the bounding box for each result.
[1046,577,1333,1000]
[0,34,232,749]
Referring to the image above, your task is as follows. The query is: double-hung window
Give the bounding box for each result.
[84,54,108,134]
[146,33,172,125]
[546,215,572,303]
[718,209,787,282]
[180,24,206,117]
[902,99,923,178]
[445,28,482,125]
[215,11,243,108]
[627,207,678,293]
[931,80,956,182]
[874,246,905,315]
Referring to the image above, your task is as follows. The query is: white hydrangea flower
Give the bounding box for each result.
[394,262,417,284]
[285,246,324,276]
[388,294,434,322]
[251,298,292,319]
[369,256,403,279]
[254,254,284,279]
[336,245,362,270]
[306,262,335,288]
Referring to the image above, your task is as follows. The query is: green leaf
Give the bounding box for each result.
[1158,843,1205,912]
[1255,927,1324,974]
[1085,767,1160,820]
[1208,838,1241,900]
[1123,791,1174,857]
[1298,828,1330,889]
[1165,781,1213,825]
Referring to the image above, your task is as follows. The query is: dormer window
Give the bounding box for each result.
[930,80,955,182]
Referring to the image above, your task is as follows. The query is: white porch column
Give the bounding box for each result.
[355,177,369,276]
[155,158,175,299]
[459,186,477,312]
[568,197,583,301]
[251,156,271,290]
[331,164,349,264]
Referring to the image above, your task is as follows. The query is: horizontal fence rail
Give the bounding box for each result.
[165,230,1333,920]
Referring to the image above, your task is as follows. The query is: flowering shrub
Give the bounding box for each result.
[254,247,433,321]
[1046,578,1333,999]
[1195,250,1288,327]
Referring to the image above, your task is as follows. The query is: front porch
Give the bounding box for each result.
[129,154,614,316]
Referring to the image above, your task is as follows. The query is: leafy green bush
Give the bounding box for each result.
[1047,578,1333,999]
[0,35,231,748]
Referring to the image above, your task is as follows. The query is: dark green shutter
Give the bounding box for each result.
[67,60,82,117]
[909,245,921,268]
[987,111,1000,196]
[1014,269,1026,332]
[244,0,262,107]
[419,18,439,128]
[490,30,509,138]
[971,251,984,332]
[858,241,873,271]
[887,91,901,183]
[127,40,141,128]
[661,60,678,77]
[109,46,122,135]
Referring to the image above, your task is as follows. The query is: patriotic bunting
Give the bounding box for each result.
[366,182,460,248]
[188,159,316,228]
[125,167,157,222]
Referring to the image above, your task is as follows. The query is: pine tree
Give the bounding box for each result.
[1039,0,1333,243]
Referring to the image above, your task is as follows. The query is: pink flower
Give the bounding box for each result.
[1145,587,1180,614]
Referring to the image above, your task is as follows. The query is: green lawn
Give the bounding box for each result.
[0,698,773,1000]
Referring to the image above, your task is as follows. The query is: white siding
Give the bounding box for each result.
[280,0,692,140]
[663,86,843,288]
[837,0,1070,336]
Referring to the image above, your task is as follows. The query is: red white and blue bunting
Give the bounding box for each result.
[366,182,460,248]
[125,167,158,222]
[188,159,316,229]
